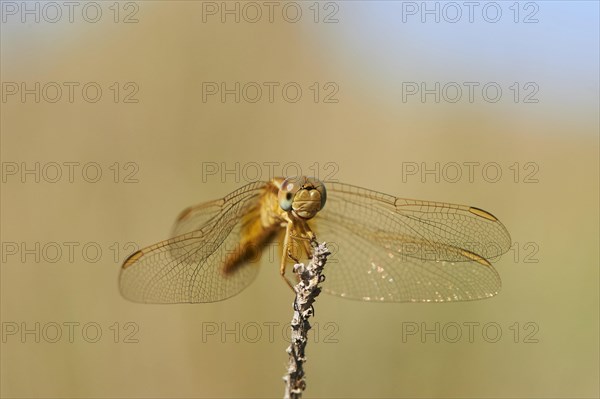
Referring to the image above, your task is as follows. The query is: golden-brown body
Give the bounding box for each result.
[221,177,321,288]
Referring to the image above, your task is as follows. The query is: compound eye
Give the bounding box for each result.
[306,178,326,210]
[278,178,300,211]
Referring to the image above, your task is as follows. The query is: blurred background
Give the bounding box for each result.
[1,1,598,398]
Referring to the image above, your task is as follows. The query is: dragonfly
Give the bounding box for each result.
[119,176,511,304]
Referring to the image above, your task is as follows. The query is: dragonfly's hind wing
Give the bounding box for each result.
[119,181,268,303]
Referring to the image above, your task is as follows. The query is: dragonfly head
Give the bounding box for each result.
[278,176,327,220]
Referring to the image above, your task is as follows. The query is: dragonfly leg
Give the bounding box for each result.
[301,231,316,258]
[280,222,296,292]
[286,244,301,264]
[297,226,316,259]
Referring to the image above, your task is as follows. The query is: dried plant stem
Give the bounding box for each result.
[283,241,330,399]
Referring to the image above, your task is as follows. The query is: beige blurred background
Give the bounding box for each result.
[1,1,598,398]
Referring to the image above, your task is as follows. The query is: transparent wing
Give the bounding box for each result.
[119,181,268,304]
[171,198,226,238]
[312,182,511,302]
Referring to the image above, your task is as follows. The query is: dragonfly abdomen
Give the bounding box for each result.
[222,180,284,275]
